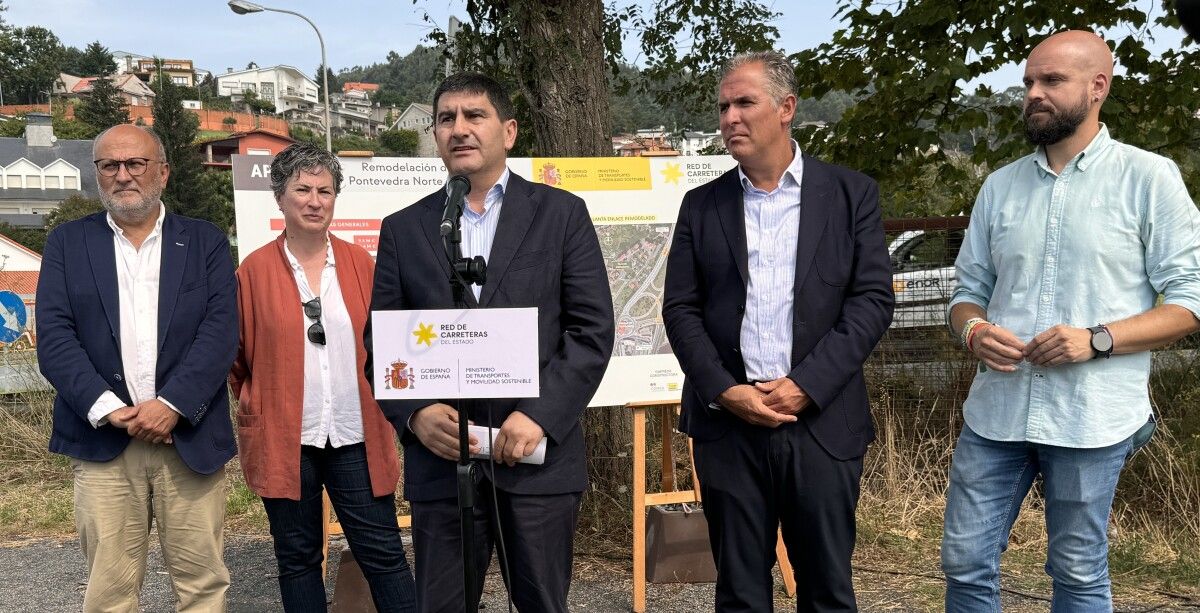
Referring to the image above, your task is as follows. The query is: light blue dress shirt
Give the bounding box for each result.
[950,125,1200,448]
[458,168,510,300]
[739,142,804,382]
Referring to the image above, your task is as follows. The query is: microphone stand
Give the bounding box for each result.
[442,195,486,613]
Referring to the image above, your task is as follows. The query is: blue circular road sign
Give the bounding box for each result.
[0,291,28,344]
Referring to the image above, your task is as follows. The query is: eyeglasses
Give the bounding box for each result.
[93,158,164,177]
[302,297,325,345]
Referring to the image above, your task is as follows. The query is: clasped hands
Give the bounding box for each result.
[970,323,1095,372]
[411,403,544,466]
[717,376,809,428]
[108,398,179,445]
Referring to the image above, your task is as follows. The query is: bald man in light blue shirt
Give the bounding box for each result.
[942,30,1200,612]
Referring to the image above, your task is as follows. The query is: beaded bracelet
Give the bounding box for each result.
[959,317,987,347]
[965,320,992,352]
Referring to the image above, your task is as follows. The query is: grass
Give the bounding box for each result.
[0,347,1198,608]
[196,130,233,141]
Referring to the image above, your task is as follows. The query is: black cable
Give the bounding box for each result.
[484,404,516,613]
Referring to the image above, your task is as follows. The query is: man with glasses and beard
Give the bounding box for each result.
[941,31,1200,611]
[36,125,238,611]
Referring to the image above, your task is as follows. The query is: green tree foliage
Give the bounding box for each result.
[150,66,208,223]
[315,64,340,94]
[290,126,324,147]
[240,89,276,114]
[335,45,443,112]
[0,118,22,137]
[331,133,379,153]
[74,76,128,135]
[378,129,419,156]
[792,0,1200,217]
[0,26,66,104]
[193,168,235,233]
[149,69,235,232]
[0,222,45,253]
[62,41,116,77]
[46,194,104,231]
[50,104,95,140]
[425,0,782,156]
[196,73,219,101]
[624,1,781,121]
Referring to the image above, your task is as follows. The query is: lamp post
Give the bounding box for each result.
[227,0,332,152]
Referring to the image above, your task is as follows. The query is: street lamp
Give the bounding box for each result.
[227,0,333,152]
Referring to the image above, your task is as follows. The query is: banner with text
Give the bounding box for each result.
[232,154,738,407]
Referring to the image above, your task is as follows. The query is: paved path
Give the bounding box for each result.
[0,535,1186,612]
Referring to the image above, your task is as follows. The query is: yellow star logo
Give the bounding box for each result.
[660,162,683,185]
[412,323,438,347]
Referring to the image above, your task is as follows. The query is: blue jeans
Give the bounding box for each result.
[941,425,1134,613]
[262,443,416,612]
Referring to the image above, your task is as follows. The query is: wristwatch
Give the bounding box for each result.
[1088,324,1113,359]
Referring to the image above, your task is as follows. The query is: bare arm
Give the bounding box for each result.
[1109,304,1199,354]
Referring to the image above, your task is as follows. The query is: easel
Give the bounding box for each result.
[628,400,795,613]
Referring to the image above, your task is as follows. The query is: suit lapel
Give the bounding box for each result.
[157,214,188,353]
[84,214,121,344]
[480,174,538,307]
[420,198,479,308]
[794,155,833,286]
[715,172,749,284]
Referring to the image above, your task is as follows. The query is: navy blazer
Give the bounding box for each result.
[367,173,615,502]
[36,211,238,475]
[662,157,894,460]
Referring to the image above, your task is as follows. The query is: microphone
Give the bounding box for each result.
[439,175,472,237]
[1181,0,1200,39]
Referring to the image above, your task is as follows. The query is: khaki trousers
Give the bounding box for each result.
[72,438,230,613]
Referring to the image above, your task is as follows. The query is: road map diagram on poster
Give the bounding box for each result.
[232,154,738,406]
[599,224,674,357]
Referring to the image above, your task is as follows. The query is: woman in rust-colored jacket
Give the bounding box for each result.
[230,143,414,612]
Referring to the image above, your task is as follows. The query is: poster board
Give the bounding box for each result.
[232,154,738,406]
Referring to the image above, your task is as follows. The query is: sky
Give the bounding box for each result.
[4,0,1189,93]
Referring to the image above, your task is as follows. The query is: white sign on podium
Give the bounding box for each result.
[371,308,539,400]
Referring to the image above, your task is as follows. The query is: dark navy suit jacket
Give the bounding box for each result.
[367,173,615,502]
[662,157,894,460]
[36,211,238,475]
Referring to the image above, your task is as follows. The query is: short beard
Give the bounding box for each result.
[1023,96,1089,146]
[100,192,160,226]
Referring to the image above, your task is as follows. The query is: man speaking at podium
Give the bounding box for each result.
[368,73,614,612]
[664,51,894,611]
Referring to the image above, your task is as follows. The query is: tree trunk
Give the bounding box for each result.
[510,0,613,156]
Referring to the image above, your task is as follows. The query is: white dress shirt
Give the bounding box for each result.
[87,204,181,427]
[738,142,804,382]
[284,240,365,447]
[459,168,510,300]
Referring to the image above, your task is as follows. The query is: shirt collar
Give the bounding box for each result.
[461,168,510,219]
[283,237,335,271]
[1033,123,1112,175]
[106,202,166,240]
[737,140,804,194]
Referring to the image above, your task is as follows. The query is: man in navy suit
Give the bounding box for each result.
[663,51,894,612]
[36,124,238,612]
[368,73,614,612]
